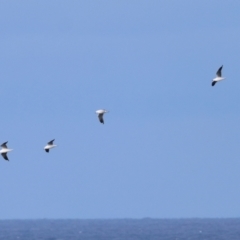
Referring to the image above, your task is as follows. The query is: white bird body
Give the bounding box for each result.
[0,148,13,154]
[0,142,13,161]
[44,139,57,152]
[96,109,107,114]
[212,65,225,86]
[44,144,57,150]
[213,76,225,82]
[96,109,108,124]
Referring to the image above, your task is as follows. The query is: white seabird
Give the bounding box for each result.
[44,139,57,153]
[212,65,225,86]
[96,109,109,124]
[0,141,13,161]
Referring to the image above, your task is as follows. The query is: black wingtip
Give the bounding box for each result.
[2,153,9,161]
[48,139,55,145]
[45,149,49,153]
[212,81,216,86]
[1,141,8,147]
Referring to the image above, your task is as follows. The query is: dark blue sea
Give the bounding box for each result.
[0,219,239,240]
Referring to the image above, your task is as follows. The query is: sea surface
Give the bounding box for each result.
[0,219,239,240]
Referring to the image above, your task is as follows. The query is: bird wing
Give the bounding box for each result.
[216,65,223,77]
[1,142,8,149]
[212,81,217,86]
[98,113,104,124]
[45,149,49,153]
[1,153,8,161]
[48,139,55,145]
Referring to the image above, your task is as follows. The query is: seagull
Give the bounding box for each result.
[44,139,57,153]
[0,141,13,161]
[96,109,109,124]
[212,65,225,86]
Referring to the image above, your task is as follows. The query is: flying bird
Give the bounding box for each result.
[212,65,225,86]
[96,109,109,124]
[44,139,57,153]
[0,141,13,161]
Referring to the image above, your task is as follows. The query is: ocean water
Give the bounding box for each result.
[0,219,239,240]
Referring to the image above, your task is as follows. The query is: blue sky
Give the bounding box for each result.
[1,0,240,219]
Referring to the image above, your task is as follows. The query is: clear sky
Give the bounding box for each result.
[1,0,240,219]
